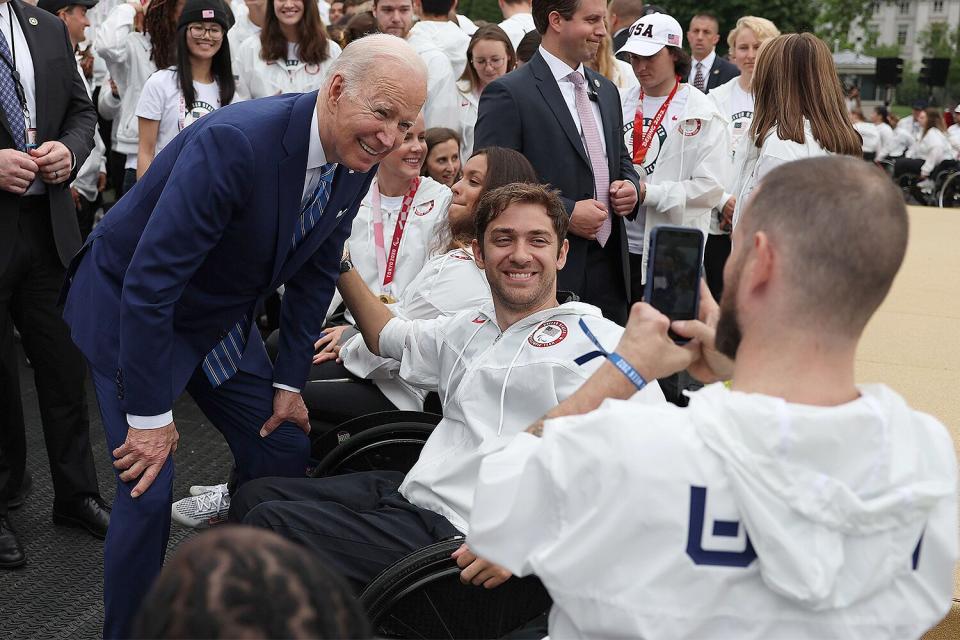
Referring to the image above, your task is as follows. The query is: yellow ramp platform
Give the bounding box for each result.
[855,206,959,638]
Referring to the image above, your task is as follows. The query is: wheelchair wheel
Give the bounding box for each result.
[311,421,436,478]
[311,410,442,463]
[939,171,960,208]
[361,538,553,639]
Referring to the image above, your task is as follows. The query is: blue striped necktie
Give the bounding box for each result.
[202,313,250,387]
[201,163,337,388]
[292,162,337,251]
[0,23,26,151]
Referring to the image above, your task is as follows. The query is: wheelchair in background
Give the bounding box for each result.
[893,158,960,208]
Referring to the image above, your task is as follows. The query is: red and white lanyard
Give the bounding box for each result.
[371,177,420,298]
[632,75,681,165]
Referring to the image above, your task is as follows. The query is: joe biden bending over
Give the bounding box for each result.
[61,34,428,638]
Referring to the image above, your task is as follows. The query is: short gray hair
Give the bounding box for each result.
[324,33,427,99]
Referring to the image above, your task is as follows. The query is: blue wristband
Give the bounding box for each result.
[578,319,647,391]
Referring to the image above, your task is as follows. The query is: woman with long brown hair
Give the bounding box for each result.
[95,0,186,193]
[233,0,341,98]
[457,24,515,158]
[731,33,861,228]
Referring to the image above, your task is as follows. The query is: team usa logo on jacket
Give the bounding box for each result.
[623,119,668,176]
[680,118,702,137]
[413,200,435,216]
[528,321,567,347]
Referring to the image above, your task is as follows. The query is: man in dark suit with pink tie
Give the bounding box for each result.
[474,0,641,325]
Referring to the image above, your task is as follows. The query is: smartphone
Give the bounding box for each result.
[643,226,705,343]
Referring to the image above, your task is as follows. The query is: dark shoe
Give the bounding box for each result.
[53,495,111,540]
[6,471,34,510]
[0,516,26,568]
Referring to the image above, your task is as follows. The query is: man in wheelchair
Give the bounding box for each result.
[467,158,957,639]
[230,183,664,590]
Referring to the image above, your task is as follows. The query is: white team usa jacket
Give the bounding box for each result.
[339,246,491,410]
[233,38,342,99]
[469,383,957,639]
[619,84,730,277]
[327,176,452,321]
[377,301,665,533]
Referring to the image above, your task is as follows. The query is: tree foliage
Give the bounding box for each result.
[634,0,814,55]
[457,0,502,24]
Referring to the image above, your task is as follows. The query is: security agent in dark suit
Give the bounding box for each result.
[61,34,427,638]
[474,0,641,325]
[0,0,106,570]
[687,12,739,94]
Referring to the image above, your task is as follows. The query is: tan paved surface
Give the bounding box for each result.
[857,206,959,638]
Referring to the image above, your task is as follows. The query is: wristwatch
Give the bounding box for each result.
[339,258,354,274]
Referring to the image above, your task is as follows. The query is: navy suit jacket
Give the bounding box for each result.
[473,52,640,300]
[62,92,375,416]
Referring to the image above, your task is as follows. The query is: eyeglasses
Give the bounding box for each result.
[473,56,506,68]
[188,24,224,39]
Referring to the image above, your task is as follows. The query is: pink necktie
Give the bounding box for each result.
[567,71,611,247]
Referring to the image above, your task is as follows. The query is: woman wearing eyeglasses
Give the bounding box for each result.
[233,0,341,99]
[457,24,516,159]
[135,0,236,178]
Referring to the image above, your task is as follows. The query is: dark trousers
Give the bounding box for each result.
[704,233,731,302]
[303,360,398,435]
[230,471,460,591]
[894,157,924,178]
[0,195,99,517]
[121,168,136,197]
[581,222,628,325]
[90,365,310,638]
[76,194,98,242]
[628,252,644,304]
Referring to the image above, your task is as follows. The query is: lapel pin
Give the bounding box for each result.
[28,17,38,25]
[592,78,600,88]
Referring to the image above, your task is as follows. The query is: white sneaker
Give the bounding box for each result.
[171,489,231,529]
[189,482,228,497]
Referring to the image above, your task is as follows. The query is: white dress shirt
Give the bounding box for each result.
[127,102,334,428]
[538,45,606,156]
[688,49,716,88]
[0,1,43,195]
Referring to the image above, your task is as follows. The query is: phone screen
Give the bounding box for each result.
[645,227,704,340]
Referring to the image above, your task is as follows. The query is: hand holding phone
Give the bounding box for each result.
[643,226,705,343]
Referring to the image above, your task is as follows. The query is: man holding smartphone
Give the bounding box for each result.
[467,157,956,639]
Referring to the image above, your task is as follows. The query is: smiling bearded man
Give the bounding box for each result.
[61,33,427,639]
[229,182,665,593]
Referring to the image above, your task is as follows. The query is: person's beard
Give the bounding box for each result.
[714,275,742,361]
[487,264,556,315]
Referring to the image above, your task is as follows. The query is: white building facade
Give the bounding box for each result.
[851,0,960,65]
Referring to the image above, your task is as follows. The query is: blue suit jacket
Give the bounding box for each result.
[62,92,375,416]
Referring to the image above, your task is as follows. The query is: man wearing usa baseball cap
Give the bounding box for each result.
[617,11,685,58]
[613,9,730,368]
